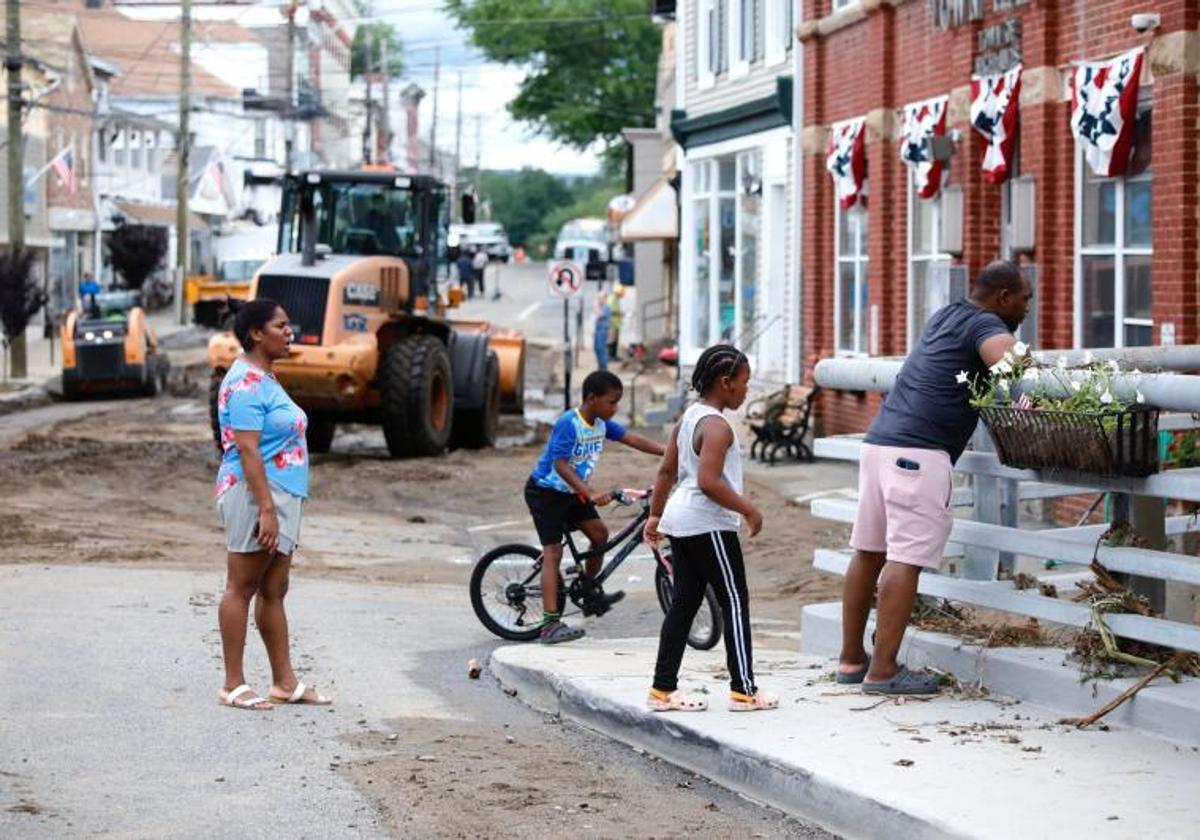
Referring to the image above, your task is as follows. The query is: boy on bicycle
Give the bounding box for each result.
[526,370,665,644]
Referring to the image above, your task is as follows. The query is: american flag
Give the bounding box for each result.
[51,146,76,195]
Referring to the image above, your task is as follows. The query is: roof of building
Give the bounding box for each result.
[51,5,244,99]
[18,10,96,90]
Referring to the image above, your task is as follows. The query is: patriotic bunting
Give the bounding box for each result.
[970,65,1022,184]
[899,95,949,199]
[825,117,867,210]
[1070,48,1144,178]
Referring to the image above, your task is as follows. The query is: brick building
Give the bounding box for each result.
[798,0,1199,435]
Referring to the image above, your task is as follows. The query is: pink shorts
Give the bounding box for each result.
[849,443,954,569]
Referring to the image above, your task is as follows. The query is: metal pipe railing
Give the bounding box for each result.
[814,349,1200,413]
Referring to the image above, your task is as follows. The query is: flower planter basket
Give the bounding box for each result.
[978,405,1160,477]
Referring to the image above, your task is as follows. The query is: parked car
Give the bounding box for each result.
[462,222,512,262]
[553,218,609,265]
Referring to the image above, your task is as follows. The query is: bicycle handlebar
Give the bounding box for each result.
[611,487,653,507]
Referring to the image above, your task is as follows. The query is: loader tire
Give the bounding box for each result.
[451,351,500,450]
[306,417,336,454]
[380,335,453,458]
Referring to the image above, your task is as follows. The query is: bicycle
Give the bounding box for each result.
[469,487,722,650]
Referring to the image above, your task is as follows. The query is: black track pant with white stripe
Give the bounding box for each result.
[653,530,756,696]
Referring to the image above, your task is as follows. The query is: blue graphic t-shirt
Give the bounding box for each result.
[214,357,309,499]
[530,409,627,493]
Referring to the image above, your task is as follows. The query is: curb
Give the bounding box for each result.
[0,383,54,417]
[489,649,967,840]
[800,601,1200,747]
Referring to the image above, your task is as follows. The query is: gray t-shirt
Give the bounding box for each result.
[865,299,1010,463]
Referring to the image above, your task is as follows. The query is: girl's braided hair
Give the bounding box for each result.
[690,344,748,395]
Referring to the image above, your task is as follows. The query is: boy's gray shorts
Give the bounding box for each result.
[216,480,304,556]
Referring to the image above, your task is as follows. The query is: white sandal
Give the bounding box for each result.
[647,689,708,712]
[269,680,332,706]
[220,684,273,711]
[729,690,779,712]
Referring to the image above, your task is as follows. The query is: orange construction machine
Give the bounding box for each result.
[206,170,525,456]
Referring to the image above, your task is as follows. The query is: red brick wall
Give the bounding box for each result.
[801,0,1200,435]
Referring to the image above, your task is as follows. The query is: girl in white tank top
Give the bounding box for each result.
[644,345,779,714]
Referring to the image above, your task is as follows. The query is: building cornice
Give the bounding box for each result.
[671,76,792,150]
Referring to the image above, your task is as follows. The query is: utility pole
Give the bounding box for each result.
[428,46,440,170]
[453,71,462,218]
[362,33,374,165]
[284,2,295,174]
[175,0,191,326]
[379,36,390,163]
[5,0,25,377]
[474,113,481,200]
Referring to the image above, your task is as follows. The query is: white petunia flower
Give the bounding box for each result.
[1071,381,1082,392]
[1136,391,1146,404]
[1022,367,1040,382]
[997,379,1010,393]
[1013,341,1029,356]
[1100,390,1114,405]
[1108,359,1121,373]
[1003,351,1014,364]
[955,370,969,385]
[1132,368,1142,376]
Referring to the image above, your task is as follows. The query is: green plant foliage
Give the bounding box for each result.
[445,0,659,151]
[351,22,405,80]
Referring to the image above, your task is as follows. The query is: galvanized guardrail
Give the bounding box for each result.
[811,348,1200,654]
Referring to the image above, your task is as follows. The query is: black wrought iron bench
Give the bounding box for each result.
[747,385,821,465]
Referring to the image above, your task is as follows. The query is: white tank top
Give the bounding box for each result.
[659,403,743,537]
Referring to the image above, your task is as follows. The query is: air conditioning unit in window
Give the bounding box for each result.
[940,185,964,256]
[1010,176,1036,253]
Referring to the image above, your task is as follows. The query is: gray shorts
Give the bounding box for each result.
[216,480,304,556]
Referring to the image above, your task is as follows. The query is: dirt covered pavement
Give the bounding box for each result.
[0,391,846,624]
[0,388,846,838]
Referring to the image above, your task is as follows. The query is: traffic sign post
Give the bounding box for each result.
[548,261,583,410]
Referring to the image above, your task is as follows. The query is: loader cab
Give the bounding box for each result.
[277,170,447,303]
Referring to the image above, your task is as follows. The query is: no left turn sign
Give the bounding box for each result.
[548,260,583,299]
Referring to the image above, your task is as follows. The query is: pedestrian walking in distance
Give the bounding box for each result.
[456,249,474,299]
[645,345,779,712]
[213,298,332,710]
[839,260,1031,695]
[593,293,612,371]
[524,370,666,644]
[471,247,489,297]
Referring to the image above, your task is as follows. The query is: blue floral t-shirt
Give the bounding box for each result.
[214,357,309,499]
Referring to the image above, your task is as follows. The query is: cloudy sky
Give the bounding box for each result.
[377,1,603,175]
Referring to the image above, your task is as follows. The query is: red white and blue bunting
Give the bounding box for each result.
[899,95,949,199]
[1070,48,1145,177]
[970,65,1022,184]
[825,117,867,210]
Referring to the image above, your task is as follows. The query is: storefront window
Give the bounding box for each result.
[718,196,736,340]
[738,150,762,345]
[692,160,712,345]
[1077,103,1152,348]
[835,205,868,354]
[907,172,951,348]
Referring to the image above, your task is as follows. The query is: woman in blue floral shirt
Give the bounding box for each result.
[214,298,331,710]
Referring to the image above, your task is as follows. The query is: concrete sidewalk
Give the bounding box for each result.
[491,638,1198,840]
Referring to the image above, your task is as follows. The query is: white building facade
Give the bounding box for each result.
[672,0,799,384]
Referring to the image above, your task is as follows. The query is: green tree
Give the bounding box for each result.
[351,23,404,79]
[445,0,659,152]
[475,168,575,246]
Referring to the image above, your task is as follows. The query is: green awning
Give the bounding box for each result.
[671,76,792,150]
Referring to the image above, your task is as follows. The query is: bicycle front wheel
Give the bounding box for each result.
[470,543,565,642]
[654,556,722,651]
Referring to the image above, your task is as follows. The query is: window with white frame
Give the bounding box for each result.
[832,0,859,11]
[698,0,716,87]
[907,171,953,347]
[835,204,868,355]
[691,160,713,344]
[765,0,794,63]
[737,0,763,65]
[1077,100,1152,349]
